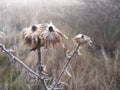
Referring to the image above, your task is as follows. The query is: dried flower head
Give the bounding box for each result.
[20,22,68,50]
[20,24,47,50]
[72,34,92,46]
[0,31,4,39]
[72,34,92,55]
[40,22,68,48]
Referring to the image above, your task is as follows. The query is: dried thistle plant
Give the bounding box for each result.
[20,22,68,90]
[41,22,68,48]
[51,34,93,89]
[20,22,68,50]
[72,34,92,46]
[0,29,93,90]
[20,24,47,50]
[72,34,92,55]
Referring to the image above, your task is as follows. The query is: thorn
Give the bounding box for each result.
[41,71,48,77]
[29,72,37,79]
[8,49,16,53]
[66,50,73,60]
[76,49,83,56]
[0,44,4,51]
[9,57,15,64]
[41,65,46,71]
[44,76,53,81]
[65,69,72,77]
[59,82,69,86]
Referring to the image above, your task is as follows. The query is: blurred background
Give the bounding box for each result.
[0,0,120,90]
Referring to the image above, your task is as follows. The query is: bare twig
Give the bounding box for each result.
[51,43,81,90]
[0,43,49,90]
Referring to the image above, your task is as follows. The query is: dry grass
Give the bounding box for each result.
[0,30,120,90]
[10,41,119,90]
[0,0,120,90]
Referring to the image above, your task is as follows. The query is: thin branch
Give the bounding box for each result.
[0,43,49,90]
[51,43,81,90]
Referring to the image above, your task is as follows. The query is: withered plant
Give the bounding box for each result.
[0,22,92,90]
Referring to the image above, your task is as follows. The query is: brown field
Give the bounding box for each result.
[0,0,120,90]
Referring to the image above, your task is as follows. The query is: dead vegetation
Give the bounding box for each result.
[0,0,120,90]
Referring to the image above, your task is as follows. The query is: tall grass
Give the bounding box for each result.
[8,44,119,90]
[0,28,120,90]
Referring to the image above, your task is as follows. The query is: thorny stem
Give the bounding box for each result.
[51,43,81,90]
[37,47,42,75]
[37,38,49,90]
[0,42,81,90]
[37,47,48,90]
[0,43,40,78]
[0,43,48,90]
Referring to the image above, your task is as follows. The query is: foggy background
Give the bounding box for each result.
[0,0,120,90]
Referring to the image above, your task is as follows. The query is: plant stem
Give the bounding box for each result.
[0,43,48,90]
[0,43,40,77]
[37,46,48,90]
[37,47,42,75]
[51,43,80,90]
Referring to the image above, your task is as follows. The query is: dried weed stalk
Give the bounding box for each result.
[51,34,92,89]
[0,23,92,90]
